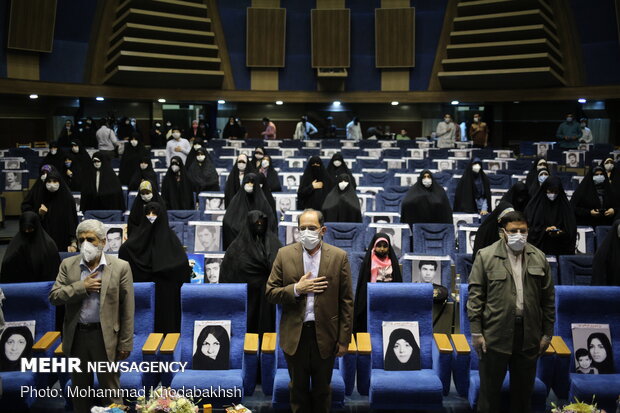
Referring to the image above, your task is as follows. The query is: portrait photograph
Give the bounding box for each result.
[274,193,296,215]
[399,174,418,187]
[282,173,300,190]
[0,320,35,372]
[370,214,395,224]
[487,161,501,171]
[410,149,424,160]
[437,160,453,171]
[188,253,205,284]
[285,223,301,245]
[5,160,20,169]
[103,224,127,253]
[537,143,549,158]
[574,227,591,254]
[382,321,421,371]
[565,152,580,168]
[193,320,231,370]
[411,258,441,284]
[202,210,225,222]
[281,149,297,158]
[571,323,615,374]
[4,171,22,191]
[205,195,225,211]
[194,224,222,252]
[386,160,404,169]
[462,227,478,254]
[204,254,224,283]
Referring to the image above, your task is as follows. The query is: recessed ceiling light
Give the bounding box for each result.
[275,100,283,105]
[158,98,166,103]
[333,101,341,107]
[96,97,104,101]
[217,99,225,104]
[29,94,38,99]
[451,100,459,105]
[578,98,587,104]
[391,101,399,106]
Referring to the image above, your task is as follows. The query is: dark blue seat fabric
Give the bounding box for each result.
[166,284,257,407]
[167,210,201,222]
[323,223,367,252]
[375,192,406,212]
[486,174,511,189]
[83,210,123,223]
[595,225,611,250]
[360,171,394,186]
[553,286,620,411]
[412,224,456,259]
[59,251,80,261]
[546,256,559,286]
[348,251,367,298]
[454,253,474,283]
[366,283,451,410]
[0,282,57,410]
[558,255,594,285]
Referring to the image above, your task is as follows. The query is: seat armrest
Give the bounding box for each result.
[244,333,259,354]
[160,333,181,355]
[450,334,471,354]
[142,333,164,355]
[33,331,62,352]
[356,332,371,355]
[54,342,64,356]
[433,333,453,354]
[551,336,571,357]
[544,343,555,356]
[261,332,277,354]
[347,334,357,354]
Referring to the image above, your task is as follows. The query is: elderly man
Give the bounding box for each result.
[266,208,353,413]
[467,210,554,413]
[49,219,134,413]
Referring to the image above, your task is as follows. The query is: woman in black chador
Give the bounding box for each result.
[119,132,148,186]
[119,202,190,333]
[80,152,126,211]
[591,219,620,286]
[322,174,362,223]
[220,210,282,334]
[326,153,355,189]
[453,159,492,215]
[401,170,452,224]
[297,156,333,211]
[187,148,220,192]
[161,156,195,210]
[571,165,620,228]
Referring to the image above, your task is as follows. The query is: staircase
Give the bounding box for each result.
[438,0,566,89]
[103,0,225,88]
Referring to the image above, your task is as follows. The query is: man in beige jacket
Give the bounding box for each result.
[266,209,353,413]
[49,219,134,413]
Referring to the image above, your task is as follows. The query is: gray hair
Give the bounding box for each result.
[297,208,325,227]
[76,219,106,241]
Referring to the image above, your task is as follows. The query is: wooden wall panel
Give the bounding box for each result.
[311,9,350,68]
[375,7,415,68]
[7,0,57,52]
[246,7,286,67]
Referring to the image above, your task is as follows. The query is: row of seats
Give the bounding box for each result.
[4,282,618,411]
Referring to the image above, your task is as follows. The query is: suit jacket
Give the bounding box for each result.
[49,254,134,362]
[266,242,353,359]
[467,240,555,354]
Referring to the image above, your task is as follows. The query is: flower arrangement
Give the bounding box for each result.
[136,387,199,413]
[90,404,128,413]
[551,397,606,413]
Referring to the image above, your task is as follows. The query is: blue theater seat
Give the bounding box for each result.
[412,223,456,259]
[454,253,474,282]
[552,286,620,412]
[167,210,201,222]
[558,255,594,285]
[360,171,395,186]
[323,223,367,252]
[375,191,406,212]
[83,210,123,223]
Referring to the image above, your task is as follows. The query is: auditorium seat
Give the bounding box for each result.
[365,224,412,256]
[552,286,620,412]
[323,223,367,252]
[546,256,559,286]
[375,191,406,212]
[360,170,395,186]
[558,255,594,285]
[412,224,456,259]
[348,251,367,297]
[0,282,58,410]
[595,225,611,250]
[365,283,452,410]
[454,253,474,282]
[261,305,354,406]
[450,285,550,411]
[83,210,123,223]
[164,284,258,407]
[486,174,511,189]
[167,210,201,222]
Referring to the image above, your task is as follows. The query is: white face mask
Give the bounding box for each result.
[93,161,102,169]
[299,229,321,250]
[130,140,138,147]
[538,174,548,184]
[333,160,342,168]
[46,182,59,192]
[593,175,605,184]
[261,160,270,168]
[141,193,153,202]
[422,178,432,188]
[172,132,181,139]
[155,123,161,128]
[237,162,246,171]
[546,193,557,201]
[50,148,57,155]
[40,173,47,182]
[194,144,201,150]
[504,230,527,253]
[566,117,573,122]
[196,155,206,162]
[71,146,79,153]
[338,181,349,191]
[604,163,614,172]
[244,183,254,193]
[444,118,451,123]
[147,215,157,223]
[473,117,479,123]
[140,163,148,170]
[171,164,180,173]
[472,164,481,173]
[80,241,101,263]
[255,153,264,160]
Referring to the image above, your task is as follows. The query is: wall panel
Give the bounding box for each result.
[311,9,350,68]
[246,7,286,67]
[375,7,415,68]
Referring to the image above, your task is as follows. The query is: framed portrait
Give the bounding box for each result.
[274,193,297,215]
[365,148,383,158]
[417,140,433,149]
[435,159,454,171]
[3,170,23,191]
[192,320,231,370]
[204,253,225,284]
[571,323,614,374]
[535,143,551,158]
[565,151,583,168]
[452,213,479,237]
[357,193,374,212]
[151,149,166,158]
[409,149,424,160]
[575,227,593,254]
[495,150,512,159]
[199,193,225,211]
[357,186,383,196]
[382,321,421,371]
[265,140,281,148]
[203,210,225,222]
[365,212,398,224]
[396,173,418,187]
[386,159,405,169]
[0,320,35,371]
[403,254,451,285]
[280,148,297,158]
[282,222,300,245]
[452,149,470,159]
[458,225,479,254]
[191,222,223,252]
[103,224,127,253]
[305,140,320,148]
[321,148,339,158]
[287,158,305,169]
[4,159,21,170]
[279,172,301,190]
[487,161,501,172]
[188,253,205,284]
[227,140,244,148]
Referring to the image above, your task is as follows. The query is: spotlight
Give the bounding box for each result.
[275,100,283,105]
[451,100,459,105]
[391,101,399,106]
[29,94,38,99]
[96,97,105,101]
[578,98,587,104]
[332,101,341,107]
[158,98,166,103]
[217,99,226,104]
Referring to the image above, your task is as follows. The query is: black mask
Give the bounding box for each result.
[250,218,266,236]
[374,250,388,259]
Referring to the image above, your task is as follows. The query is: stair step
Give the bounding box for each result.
[446,38,561,61]
[106,50,221,73]
[110,22,215,45]
[438,66,565,89]
[456,0,552,18]
[108,37,219,59]
[453,9,556,31]
[104,65,224,88]
[442,52,563,73]
[449,24,559,47]
[114,8,211,32]
[117,0,207,18]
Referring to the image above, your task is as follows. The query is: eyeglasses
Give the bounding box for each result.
[504,229,528,235]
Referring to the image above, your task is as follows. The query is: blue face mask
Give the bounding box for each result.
[538,175,548,184]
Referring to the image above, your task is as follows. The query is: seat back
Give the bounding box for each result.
[360,171,394,186]
[59,252,80,261]
[179,284,247,370]
[412,223,456,258]
[555,286,620,374]
[576,226,595,254]
[375,192,406,212]
[168,210,201,222]
[368,283,434,369]
[486,174,511,189]
[185,221,223,252]
[83,210,123,223]
[323,223,367,251]
[1,282,56,344]
[128,282,155,362]
[348,251,367,299]
[458,285,481,370]
[546,256,559,286]
[454,253,474,283]
[558,255,594,285]
[595,225,612,251]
